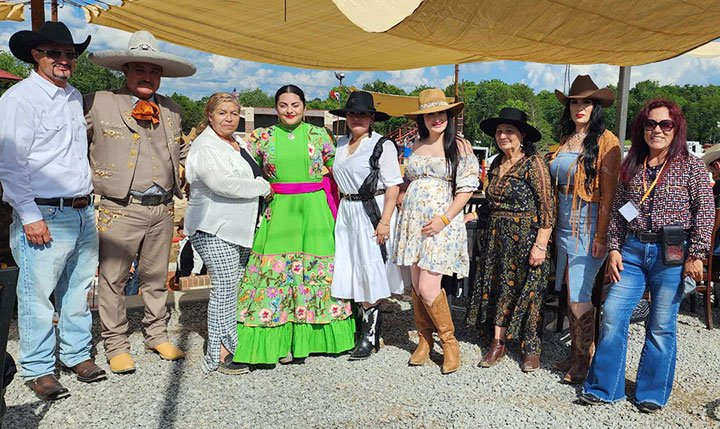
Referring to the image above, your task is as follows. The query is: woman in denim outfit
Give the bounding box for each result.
[580,99,713,413]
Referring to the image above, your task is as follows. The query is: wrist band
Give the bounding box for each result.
[533,243,547,252]
[378,219,390,226]
[440,215,450,225]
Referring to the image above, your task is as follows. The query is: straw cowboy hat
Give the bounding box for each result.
[330,91,390,121]
[9,21,91,64]
[479,107,542,143]
[89,30,196,77]
[404,88,464,119]
[702,144,720,166]
[555,75,615,108]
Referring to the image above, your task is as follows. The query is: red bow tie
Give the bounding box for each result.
[131,100,160,124]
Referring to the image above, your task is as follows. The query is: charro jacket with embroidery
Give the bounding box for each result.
[83,86,188,199]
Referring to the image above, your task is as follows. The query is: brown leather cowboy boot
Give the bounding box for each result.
[424,290,460,374]
[479,338,507,368]
[563,309,595,384]
[553,309,576,372]
[408,289,435,366]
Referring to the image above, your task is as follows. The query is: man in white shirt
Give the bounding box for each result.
[0,22,106,402]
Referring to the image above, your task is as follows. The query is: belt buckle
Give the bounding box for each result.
[143,194,161,206]
[71,196,87,209]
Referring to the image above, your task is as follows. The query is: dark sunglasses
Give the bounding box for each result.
[643,119,675,132]
[35,49,78,61]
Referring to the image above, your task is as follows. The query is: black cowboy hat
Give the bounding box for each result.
[9,21,91,64]
[480,107,542,143]
[330,91,390,122]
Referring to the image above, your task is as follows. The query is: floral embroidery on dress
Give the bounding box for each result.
[238,252,352,327]
[246,124,335,181]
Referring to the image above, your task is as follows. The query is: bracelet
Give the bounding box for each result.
[472,211,478,220]
[440,214,450,225]
[533,243,547,252]
[378,219,390,226]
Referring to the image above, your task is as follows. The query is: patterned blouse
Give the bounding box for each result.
[486,154,555,228]
[606,154,714,259]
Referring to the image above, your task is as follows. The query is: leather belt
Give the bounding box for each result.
[35,195,92,209]
[556,184,575,195]
[102,191,173,207]
[634,230,688,243]
[340,189,385,201]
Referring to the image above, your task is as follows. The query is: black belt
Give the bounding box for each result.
[35,195,92,209]
[340,189,385,201]
[634,230,688,243]
[102,191,173,207]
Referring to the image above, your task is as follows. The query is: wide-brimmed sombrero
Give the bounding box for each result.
[89,30,196,78]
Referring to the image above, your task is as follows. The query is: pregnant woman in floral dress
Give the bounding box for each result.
[395,88,479,374]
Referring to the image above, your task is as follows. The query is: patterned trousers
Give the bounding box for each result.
[189,231,250,373]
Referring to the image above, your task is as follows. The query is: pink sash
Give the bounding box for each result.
[270,176,338,220]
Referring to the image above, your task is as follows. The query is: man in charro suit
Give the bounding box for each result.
[84,31,196,374]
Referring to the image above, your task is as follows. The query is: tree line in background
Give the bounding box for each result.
[2,51,719,152]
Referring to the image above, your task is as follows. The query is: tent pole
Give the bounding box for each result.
[31,0,45,31]
[615,66,631,157]
[52,0,59,22]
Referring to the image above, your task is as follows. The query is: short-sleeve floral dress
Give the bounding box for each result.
[394,151,480,277]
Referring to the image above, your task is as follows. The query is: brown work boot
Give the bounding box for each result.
[563,309,595,384]
[66,359,107,383]
[408,289,435,366]
[553,310,576,372]
[424,290,460,374]
[522,354,541,372]
[25,374,70,401]
[479,338,507,368]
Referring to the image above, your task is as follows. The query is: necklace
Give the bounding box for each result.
[564,132,586,152]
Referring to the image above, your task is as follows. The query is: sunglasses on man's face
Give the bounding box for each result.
[35,49,78,61]
[643,119,675,132]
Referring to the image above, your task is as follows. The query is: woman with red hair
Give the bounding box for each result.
[580,99,713,413]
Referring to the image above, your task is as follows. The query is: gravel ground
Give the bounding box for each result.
[3,292,720,429]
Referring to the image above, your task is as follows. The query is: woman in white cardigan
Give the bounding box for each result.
[184,93,271,374]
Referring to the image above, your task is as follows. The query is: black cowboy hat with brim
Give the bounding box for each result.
[480,107,542,143]
[9,21,91,64]
[330,91,390,122]
[555,75,615,108]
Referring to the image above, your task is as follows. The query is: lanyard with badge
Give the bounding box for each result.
[618,158,667,222]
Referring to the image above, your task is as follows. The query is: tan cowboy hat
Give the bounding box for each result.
[555,75,615,108]
[404,88,464,119]
[89,31,196,78]
[703,144,720,166]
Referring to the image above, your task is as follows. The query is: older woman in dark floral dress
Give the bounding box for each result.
[468,108,554,373]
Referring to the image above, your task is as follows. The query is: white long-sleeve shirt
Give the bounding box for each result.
[184,127,270,247]
[0,71,93,224]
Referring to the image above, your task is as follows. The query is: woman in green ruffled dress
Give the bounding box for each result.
[224,85,355,374]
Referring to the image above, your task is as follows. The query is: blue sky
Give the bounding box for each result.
[2,4,720,101]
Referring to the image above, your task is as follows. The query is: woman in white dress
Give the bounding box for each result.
[330,91,403,360]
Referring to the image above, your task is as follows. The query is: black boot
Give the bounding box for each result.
[349,304,381,360]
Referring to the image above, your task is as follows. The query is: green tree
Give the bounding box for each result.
[0,50,31,95]
[69,52,124,95]
[169,93,205,134]
[361,80,406,96]
[237,88,273,108]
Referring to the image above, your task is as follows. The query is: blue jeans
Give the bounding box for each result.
[10,204,98,379]
[583,235,683,406]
